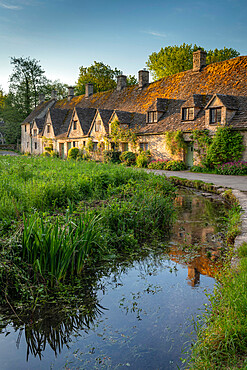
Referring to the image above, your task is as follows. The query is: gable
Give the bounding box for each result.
[67,111,84,138]
[88,112,107,137]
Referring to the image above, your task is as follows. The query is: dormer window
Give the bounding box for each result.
[210,108,222,124]
[147,112,157,123]
[73,121,77,130]
[47,125,50,133]
[182,108,194,121]
[33,129,37,136]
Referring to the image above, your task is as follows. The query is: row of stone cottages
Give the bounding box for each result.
[21,50,247,166]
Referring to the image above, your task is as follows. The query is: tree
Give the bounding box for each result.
[146,44,240,80]
[75,61,137,95]
[40,79,69,100]
[9,57,46,116]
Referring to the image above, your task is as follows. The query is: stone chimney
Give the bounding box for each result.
[51,90,57,100]
[85,83,94,98]
[193,49,207,72]
[68,87,74,101]
[39,93,45,104]
[117,75,127,91]
[138,69,149,88]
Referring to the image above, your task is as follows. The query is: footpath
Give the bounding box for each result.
[146,169,247,261]
[0,150,19,156]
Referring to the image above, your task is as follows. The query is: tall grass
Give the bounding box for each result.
[22,212,103,286]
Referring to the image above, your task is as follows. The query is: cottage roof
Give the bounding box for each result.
[22,100,56,124]
[73,107,97,135]
[111,110,146,127]
[181,94,211,108]
[204,94,239,110]
[33,117,45,130]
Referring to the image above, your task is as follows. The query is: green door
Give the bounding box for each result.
[59,143,65,159]
[185,143,194,168]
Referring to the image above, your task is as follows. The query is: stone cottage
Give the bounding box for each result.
[21,50,247,165]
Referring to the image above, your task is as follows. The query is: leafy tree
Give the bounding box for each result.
[9,57,46,116]
[146,44,240,80]
[0,93,25,144]
[75,61,137,95]
[41,79,69,100]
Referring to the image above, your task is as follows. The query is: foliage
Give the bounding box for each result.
[9,56,46,116]
[164,160,187,171]
[0,157,175,307]
[119,151,137,166]
[0,93,24,143]
[75,61,136,95]
[216,161,247,175]
[40,79,68,100]
[191,129,212,163]
[165,130,186,156]
[136,150,151,168]
[67,147,79,160]
[110,120,138,148]
[205,127,244,168]
[22,212,103,286]
[86,138,94,153]
[103,150,121,163]
[146,43,240,80]
[148,159,169,170]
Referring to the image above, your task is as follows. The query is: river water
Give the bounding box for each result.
[0,189,226,369]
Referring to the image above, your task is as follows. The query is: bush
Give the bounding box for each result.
[216,161,247,175]
[164,160,187,171]
[148,159,169,170]
[205,127,244,168]
[103,150,121,163]
[119,151,136,166]
[67,147,79,160]
[136,151,151,168]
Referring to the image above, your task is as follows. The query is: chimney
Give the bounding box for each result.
[85,83,94,98]
[193,49,207,72]
[39,93,45,104]
[51,90,57,100]
[138,69,149,88]
[68,87,74,101]
[117,75,127,91]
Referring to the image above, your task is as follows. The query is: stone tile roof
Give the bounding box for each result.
[22,100,55,124]
[147,98,169,112]
[112,110,146,127]
[205,94,239,110]
[182,94,211,108]
[23,56,247,135]
[97,109,114,134]
[45,108,71,137]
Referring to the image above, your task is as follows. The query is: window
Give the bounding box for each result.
[210,108,222,124]
[34,142,37,150]
[73,121,77,130]
[47,125,50,133]
[147,111,157,123]
[122,143,128,152]
[93,142,98,151]
[182,108,194,120]
[83,141,86,147]
[33,129,37,136]
[95,120,101,132]
[24,125,27,132]
[140,142,148,151]
[73,141,78,147]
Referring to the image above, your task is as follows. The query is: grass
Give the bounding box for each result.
[0,156,176,302]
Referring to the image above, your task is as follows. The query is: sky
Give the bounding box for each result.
[1,0,247,92]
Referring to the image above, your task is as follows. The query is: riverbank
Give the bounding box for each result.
[145,169,247,369]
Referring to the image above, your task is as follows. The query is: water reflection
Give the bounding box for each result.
[0,190,227,369]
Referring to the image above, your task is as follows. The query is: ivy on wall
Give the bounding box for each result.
[165,130,186,156]
[110,120,138,149]
[191,129,212,162]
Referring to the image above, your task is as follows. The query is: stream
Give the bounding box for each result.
[0,189,227,369]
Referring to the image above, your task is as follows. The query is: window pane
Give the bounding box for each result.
[216,108,221,122]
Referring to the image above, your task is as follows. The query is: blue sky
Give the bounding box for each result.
[1,0,247,92]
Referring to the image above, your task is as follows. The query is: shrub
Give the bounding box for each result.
[205,127,244,168]
[119,151,137,166]
[148,159,169,170]
[136,151,151,168]
[67,147,79,160]
[216,161,247,175]
[164,160,187,171]
[103,150,121,163]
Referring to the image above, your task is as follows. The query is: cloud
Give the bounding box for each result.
[143,30,167,38]
[0,1,21,9]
